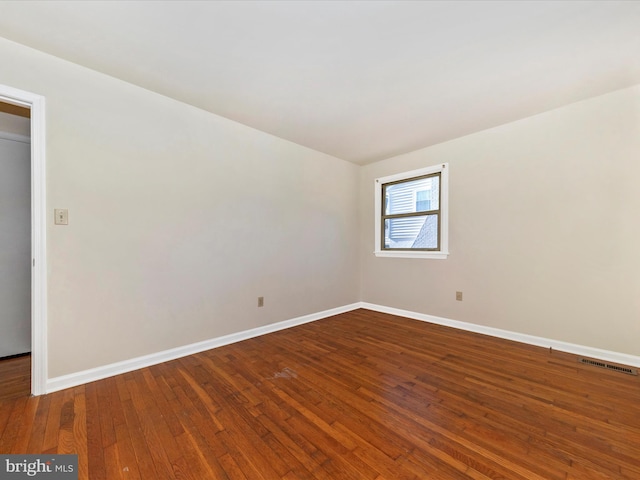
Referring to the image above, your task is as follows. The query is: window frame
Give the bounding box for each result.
[374,163,449,259]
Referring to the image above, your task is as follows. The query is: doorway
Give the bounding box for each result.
[0,101,31,399]
[0,85,47,396]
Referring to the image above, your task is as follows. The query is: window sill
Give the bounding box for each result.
[374,250,449,259]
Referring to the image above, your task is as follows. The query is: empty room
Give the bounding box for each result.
[1,1,639,479]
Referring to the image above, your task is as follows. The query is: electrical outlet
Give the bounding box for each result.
[456,291,463,301]
[54,208,68,225]
[258,296,264,307]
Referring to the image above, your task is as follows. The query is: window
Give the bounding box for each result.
[415,189,431,212]
[374,163,449,259]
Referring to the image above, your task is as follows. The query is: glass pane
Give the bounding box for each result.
[385,175,439,215]
[384,214,438,249]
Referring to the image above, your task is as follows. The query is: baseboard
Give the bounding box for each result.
[46,301,640,393]
[361,302,640,368]
[46,303,361,393]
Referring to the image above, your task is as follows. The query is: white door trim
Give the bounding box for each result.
[0,84,47,396]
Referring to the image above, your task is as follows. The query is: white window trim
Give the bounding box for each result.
[374,163,449,259]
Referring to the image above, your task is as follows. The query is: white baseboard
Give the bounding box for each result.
[46,301,640,393]
[46,303,361,393]
[361,302,640,368]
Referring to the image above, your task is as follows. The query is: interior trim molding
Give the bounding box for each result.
[361,302,640,368]
[46,301,640,394]
[46,303,361,393]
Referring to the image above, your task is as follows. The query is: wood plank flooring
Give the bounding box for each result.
[1,309,639,479]
[0,354,30,402]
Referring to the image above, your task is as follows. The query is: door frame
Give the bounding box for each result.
[0,84,47,396]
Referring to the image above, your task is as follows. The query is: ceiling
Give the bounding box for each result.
[1,1,639,165]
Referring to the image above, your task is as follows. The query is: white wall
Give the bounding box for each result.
[0,134,31,357]
[0,37,360,378]
[360,85,640,357]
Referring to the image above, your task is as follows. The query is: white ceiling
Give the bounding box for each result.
[1,1,639,164]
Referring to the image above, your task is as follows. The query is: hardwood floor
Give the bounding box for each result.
[0,353,30,402]
[1,309,639,479]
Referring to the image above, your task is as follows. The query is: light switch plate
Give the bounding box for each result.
[54,209,68,225]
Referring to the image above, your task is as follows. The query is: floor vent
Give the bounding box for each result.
[579,357,638,376]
